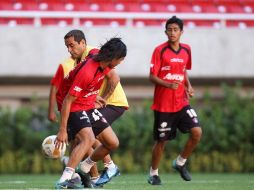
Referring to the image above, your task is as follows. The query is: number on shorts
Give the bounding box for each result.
[92,109,102,121]
[186,109,197,118]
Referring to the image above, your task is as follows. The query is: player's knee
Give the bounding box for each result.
[191,127,202,143]
[108,138,119,151]
[81,134,95,147]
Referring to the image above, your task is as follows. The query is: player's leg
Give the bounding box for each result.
[56,127,95,189]
[96,105,125,185]
[172,105,202,181]
[56,111,95,189]
[148,111,176,185]
[94,129,120,185]
[80,126,119,174]
[148,140,166,185]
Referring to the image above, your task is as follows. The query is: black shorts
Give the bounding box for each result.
[67,109,110,141]
[153,105,201,141]
[98,105,126,125]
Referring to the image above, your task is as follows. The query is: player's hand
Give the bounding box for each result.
[55,129,68,150]
[187,86,194,98]
[168,81,181,90]
[48,112,58,122]
[95,96,106,108]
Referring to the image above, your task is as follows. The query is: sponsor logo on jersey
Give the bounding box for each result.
[163,73,184,81]
[97,76,105,82]
[84,89,100,98]
[171,58,184,63]
[161,66,171,71]
[74,86,82,92]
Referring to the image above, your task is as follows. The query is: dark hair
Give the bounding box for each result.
[93,37,127,62]
[165,16,184,31]
[64,29,86,43]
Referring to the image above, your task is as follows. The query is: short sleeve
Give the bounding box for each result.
[186,45,192,70]
[150,47,162,76]
[50,64,64,89]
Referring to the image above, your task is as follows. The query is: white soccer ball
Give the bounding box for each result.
[41,135,66,159]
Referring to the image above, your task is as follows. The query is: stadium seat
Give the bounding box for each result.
[214,0,244,13]
[40,18,73,26]
[133,19,165,27]
[0,1,14,10]
[226,20,254,29]
[80,18,126,27]
[0,17,34,26]
[190,0,219,13]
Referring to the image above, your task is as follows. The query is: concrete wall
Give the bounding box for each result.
[0,26,254,78]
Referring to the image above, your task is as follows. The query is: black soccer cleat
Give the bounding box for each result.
[55,179,83,189]
[172,159,192,181]
[147,175,162,185]
[77,171,93,188]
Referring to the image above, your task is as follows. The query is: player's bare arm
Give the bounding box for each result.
[149,73,181,90]
[184,71,194,97]
[48,85,58,122]
[56,93,76,149]
[101,69,120,100]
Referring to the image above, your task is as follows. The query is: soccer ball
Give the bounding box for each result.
[41,135,66,159]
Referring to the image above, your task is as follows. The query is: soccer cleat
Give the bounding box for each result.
[172,159,192,181]
[95,166,120,186]
[147,175,162,185]
[55,179,83,189]
[76,171,93,188]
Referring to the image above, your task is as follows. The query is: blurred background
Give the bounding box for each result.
[0,0,254,174]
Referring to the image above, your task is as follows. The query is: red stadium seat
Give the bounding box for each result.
[80,18,126,27]
[40,18,73,26]
[133,19,165,27]
[184,19,221,28]
[226,20,254,28]
[0,1,14,10]
[0,17,34,26]
[190,0,218,13]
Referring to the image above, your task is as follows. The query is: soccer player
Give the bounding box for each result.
[48,30,97,123]
[48,30,128,186]
[147,16,202,185]
[93,70,129,185]
[55,37,127,189]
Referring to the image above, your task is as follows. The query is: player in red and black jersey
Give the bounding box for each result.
[55,38,127,189]
[148,16,202,185]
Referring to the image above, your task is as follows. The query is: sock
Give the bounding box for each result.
[150,167,158,176]
[60,156,69,166]
[80,157,96,173]
[59,167,75,183]
[104,160,116,169]
[176,155,187,166]
[91,176,99,183]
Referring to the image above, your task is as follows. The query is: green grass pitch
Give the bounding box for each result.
[0,173,253,189]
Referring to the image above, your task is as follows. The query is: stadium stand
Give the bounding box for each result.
[0,0,254,28]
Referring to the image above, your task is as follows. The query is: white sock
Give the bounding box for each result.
[59,167,75,183]
[80,157,96,173]
[104,160,116,169]
[91,176,99,183]
[150,167,158,176]
[176,155,187,166]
